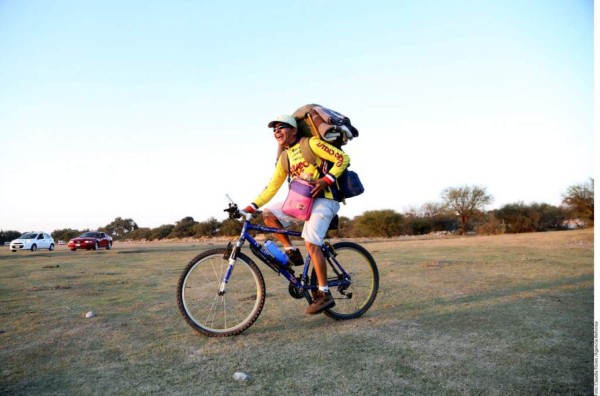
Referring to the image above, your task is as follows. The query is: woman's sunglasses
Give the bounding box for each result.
[273,124,291,132]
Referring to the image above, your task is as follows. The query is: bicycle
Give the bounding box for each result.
[176,198,379,337]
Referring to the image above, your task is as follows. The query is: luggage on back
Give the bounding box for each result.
[292,104,359,148]
[278,104,364,202]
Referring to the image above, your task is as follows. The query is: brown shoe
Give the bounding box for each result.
[305,291,335,315]
[285,248,304,266]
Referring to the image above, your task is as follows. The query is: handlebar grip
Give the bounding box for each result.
[223,202,254,221]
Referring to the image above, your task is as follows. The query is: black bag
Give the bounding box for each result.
[337,170,364,199]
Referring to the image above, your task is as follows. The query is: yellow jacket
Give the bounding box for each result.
[251,137,350,209]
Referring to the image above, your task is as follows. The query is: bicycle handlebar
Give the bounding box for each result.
[223,202,253,221]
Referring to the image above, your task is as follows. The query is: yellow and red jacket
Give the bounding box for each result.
[250,137,350,210]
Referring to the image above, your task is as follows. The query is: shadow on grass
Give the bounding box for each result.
[430,273,593,307]
[368,273,593,324]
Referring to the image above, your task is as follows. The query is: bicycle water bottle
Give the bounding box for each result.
[264,241,289,266]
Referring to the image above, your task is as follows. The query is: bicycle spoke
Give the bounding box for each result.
[177,249,265,337]
[313,242,379,320]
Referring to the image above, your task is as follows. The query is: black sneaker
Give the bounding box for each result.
[305,290,335,315]
[285,248,304,266]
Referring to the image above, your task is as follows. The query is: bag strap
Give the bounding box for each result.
[300,137,317,167]
[280,150,290,174]
[280,137,317,175]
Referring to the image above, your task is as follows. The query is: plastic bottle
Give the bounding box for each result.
[264,241,289,265]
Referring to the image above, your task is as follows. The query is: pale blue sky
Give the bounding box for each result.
[0,0,593,232]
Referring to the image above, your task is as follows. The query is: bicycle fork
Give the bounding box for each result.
[218,241,242,295]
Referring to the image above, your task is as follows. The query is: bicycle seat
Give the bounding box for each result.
[328,215,339,231]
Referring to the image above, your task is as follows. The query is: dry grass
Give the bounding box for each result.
[0,229,593,395]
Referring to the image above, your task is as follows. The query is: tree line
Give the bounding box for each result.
[0,179,593,245]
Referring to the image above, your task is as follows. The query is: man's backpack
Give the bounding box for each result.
[279,104,364,201]
[293,104,359,147]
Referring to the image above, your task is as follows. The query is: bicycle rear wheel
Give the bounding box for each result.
[177,249,265,337]
[311,241,379,320]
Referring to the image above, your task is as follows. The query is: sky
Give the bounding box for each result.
[0,0,594,233]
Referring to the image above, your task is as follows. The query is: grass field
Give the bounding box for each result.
[0,228,594,395]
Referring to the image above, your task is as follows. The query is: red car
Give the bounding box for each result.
[68,232,113,251]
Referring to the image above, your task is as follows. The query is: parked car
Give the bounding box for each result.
[68,232,112,251]
[10,232,55,252]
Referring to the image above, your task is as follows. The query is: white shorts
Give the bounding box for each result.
[266,198,340,246]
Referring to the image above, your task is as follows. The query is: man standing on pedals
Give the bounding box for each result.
[242,114,350,314]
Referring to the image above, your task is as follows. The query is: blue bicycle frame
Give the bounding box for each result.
[219,218,352,295]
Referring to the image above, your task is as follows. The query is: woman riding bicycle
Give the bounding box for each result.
[242,114,350,315]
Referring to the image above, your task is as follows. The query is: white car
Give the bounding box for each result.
[10,232,55,252]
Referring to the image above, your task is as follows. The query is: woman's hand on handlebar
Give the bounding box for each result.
[238,210,254,220]
[240,204,258,219]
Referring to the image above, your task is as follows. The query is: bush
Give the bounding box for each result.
[0,230,22,244]
[169,217,198,238]
[352,210,404,237]
[474,212,505,235]
[409,217,432,235]
[495,202,566,233]
[51,229,83,242]
[193,218,220,238]
[124,228,152,241]
[218,220,242,236]
[149,225,174,240]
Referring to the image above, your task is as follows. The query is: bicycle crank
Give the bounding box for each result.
[288,281,305,299]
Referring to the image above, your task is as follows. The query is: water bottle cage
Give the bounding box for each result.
[249,244,292,275]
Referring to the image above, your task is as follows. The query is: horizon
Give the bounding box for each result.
[1,186,587,234]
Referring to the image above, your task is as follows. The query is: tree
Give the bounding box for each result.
[441,185,493,235]
[100,217,138,240]
[562,178,594,223]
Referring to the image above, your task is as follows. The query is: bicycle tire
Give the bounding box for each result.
[177,249,266,337]
[310,241,379,320]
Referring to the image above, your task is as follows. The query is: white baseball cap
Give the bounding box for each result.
[267,114,297,129]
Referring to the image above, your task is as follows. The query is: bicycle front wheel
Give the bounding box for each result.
[312,241,379,320]
[177,249,265,337]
